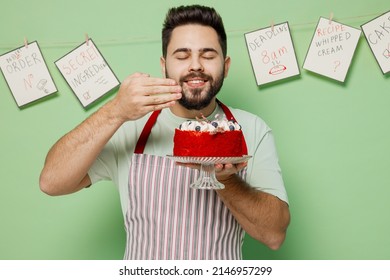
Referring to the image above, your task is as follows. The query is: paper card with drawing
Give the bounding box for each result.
[303,17,361,82]
[245,22,300,86]
[361,10,390,75]
[0,41,57,107]
[55,38,120,107]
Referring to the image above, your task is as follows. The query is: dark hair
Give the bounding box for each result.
[162,5,227,58]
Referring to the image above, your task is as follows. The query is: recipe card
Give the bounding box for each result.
[245,22,300,86]
[303,17,361,82]
[55,39,120,107]
[0,41,57,107]
[361,10,390,74]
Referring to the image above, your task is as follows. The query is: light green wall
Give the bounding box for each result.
[0,0,389,259]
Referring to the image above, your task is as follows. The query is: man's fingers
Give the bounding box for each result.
[145,85,182,96]
[132,72,150,78]
[146,91,182,105]
[215,162,248,173]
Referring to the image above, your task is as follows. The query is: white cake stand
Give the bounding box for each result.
[167,155,252,190]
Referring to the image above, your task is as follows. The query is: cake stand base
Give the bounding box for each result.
[190,164,225,190]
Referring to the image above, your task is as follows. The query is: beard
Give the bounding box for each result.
[166,69,225,111]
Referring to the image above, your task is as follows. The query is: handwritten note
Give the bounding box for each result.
[0,41,57,107]
[55,39,120,107]
[303,17,361,82]
[245,22,300,86]
[361,10,390,74]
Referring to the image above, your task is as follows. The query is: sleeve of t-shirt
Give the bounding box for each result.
[246,120,289,205]
[88,140,119,185]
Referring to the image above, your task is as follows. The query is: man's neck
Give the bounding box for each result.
[169,98,217,119]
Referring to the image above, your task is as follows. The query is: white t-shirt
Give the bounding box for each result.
[88,104,289,216]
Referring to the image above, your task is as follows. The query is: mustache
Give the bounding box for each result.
[179,72,212,83]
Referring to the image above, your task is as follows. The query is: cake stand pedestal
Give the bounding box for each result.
[167,156,252,190]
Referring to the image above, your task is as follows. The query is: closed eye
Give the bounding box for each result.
[172,48,190,60]
[202,54,217,60]
[175,55,189,60]
[200,48,218,60]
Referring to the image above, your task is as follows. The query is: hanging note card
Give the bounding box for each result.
[55,39,120,107]
[245,22,300,86]
[361,10,390,74]
[303,17,361,82]
[0,41,57,107]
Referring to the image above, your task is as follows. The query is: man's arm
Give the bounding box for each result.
[215,163,290,250]
[39,73,182,196]
[39,101,124,195]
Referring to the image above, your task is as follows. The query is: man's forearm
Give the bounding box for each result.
[39,100,124,195]
[216,175,290,250]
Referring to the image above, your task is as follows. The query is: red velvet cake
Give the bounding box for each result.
[173,117,247,157]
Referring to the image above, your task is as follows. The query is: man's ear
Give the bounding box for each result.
[160,56,166,78]
[224,56,231,78]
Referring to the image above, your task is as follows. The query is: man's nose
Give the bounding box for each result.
[188,57,204,72]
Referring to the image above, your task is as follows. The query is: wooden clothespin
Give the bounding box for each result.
[329,12,334,24]
[85,33,90,46]
[24,37,28,49]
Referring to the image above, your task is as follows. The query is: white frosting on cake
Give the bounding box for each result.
[178,115,241,132]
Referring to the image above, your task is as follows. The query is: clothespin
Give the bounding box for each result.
[85,33,89,46]
[329,12,334,24]
[24,37,28,49]
[271,20,275,32]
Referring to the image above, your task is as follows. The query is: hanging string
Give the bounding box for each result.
[0,11,383,50]
[228,11,381,37]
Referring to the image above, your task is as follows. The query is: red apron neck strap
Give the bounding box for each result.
[216,99,235,121]
[134,110,161,154]
[217,99,248,155]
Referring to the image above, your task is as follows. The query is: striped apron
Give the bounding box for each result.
[124,101,248,260]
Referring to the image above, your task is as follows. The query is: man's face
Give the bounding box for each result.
[161,24,230,110]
